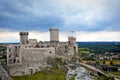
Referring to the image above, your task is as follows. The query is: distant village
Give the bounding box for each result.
[97,52,120,60]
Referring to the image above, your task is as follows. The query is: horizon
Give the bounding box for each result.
[0,41,120,44]
[0,0,120,42]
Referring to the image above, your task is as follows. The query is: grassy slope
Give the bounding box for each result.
[13,68,66,80]
[110,71,120,76]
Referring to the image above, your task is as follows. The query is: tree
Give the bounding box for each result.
[95,60,100,66]
[103,60,106,64]
[110,60,113,65]
[78,51,90,60]
[89,53,95,60]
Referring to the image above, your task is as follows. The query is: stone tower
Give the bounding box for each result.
[19,32,29,45]
[49,28,59,42]
[68,36,76,45]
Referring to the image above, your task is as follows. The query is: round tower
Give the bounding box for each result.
[19,32,29,45]
[49,28,59,42]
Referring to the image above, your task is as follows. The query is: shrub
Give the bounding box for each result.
[110,60,113,65]
[103,60,106,64]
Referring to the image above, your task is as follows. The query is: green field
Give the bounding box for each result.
[13,68,66,80]
[109,71,120,76]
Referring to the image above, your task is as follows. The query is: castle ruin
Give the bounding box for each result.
[7,28,78,76]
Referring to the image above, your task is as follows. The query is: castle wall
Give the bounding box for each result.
[28,39,38,47]
[56,42,78,58]
[21,48,55,64]
[29,39,37,45]
[38,41,78,57]
[8,47,55,76]
[7,28,78,76]
[7,45,21,65]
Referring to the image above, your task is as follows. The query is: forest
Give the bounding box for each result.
[77,42,120,54]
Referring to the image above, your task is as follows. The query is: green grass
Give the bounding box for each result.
[70,77,75,80]
[109,71,120,76]
[13,68,66,80]
[98,76,113,80]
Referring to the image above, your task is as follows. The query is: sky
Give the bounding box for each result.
[0,0,120,42]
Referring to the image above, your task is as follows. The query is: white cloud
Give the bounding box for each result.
[75,31,120,41]
[46,0,120,29]
[0,30,120,43]
[29,31,49,41]
[0,0,120,42]
[4,0,118,22]
[0,32,19,42]
[0,0,119,31]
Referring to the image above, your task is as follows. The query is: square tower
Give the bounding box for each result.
[49,28,59,42]
[68,36,76,44]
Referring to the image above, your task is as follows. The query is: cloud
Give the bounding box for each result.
[0,31,19,42]
[0,0,120,32]
[47,0,120,29]
[0,30,120,43]
[29,31,49,41]
[75,31,120,41]
[0,0,120,42]
[0,30,69,42]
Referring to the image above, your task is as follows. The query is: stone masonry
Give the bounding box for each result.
[7,28,78,76]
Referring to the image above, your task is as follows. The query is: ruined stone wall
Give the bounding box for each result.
[21,48,55,64]
[38,41,78,57]
[7,45,21,65]
[53,42,78,60]
[38,41,51,48]
[28,39,37,47]
[8,47,55,76]
[7,41,78,76]
[7,28,78,76]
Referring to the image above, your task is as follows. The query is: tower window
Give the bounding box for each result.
[49,51,52,54]
[15,46,17,49]
[9,49,11,52]
[65,51,67,53]
[14,59,16,63]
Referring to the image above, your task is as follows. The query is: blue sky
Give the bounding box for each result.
[0,0,120,42]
